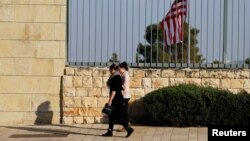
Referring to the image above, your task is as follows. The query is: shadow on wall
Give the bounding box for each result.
[35,101,53,125]
[128,98,145,124]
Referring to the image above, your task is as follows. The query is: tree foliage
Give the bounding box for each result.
[136,22,204,63]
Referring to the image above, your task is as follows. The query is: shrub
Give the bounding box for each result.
[143,84,250,126]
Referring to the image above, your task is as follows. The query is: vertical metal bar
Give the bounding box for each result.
[126,0,128,61]
[113,0,116,56]
[68,0,71,63]
[138,0,140,64]
[163,0,166,64]
[101,0,103,62]
[169,0,172,63]
[223,0,228,64]
[157,0,159,63]
[144,0,147,64]
[182,0,185,64]
[219,0,222,62]
[194,0,197,64]
[107,0,109,63]
[132,0,134,63]
[231,0,233,64]
[119,0,122,62]
[200,0,203,65]
[88,0,91,62]
[82,0,85,64]
[187,0,191,65]
[237,0,240,64]
[212,0,215,61]
[243,0,246,62]
[76,0,79,64]
[94,0,97,62]
[150,0,153,64]
[206,0,209,64]
[175,0,178,64]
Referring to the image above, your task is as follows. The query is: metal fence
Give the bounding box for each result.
[67,0,250,68]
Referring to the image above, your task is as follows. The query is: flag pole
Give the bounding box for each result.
[223,0,228,64]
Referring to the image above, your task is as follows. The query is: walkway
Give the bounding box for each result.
[0,124,208,141]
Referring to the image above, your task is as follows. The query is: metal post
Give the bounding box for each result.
[223,0,228,64]
[187,0,191,65]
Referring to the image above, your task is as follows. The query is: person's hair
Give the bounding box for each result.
[119,61,128,71]
[109,64,118,70]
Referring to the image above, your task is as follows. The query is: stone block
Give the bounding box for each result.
[82,97,97,108]
[60,6,66,22]
[144,88,156,95]
[97,97,109,108]
[93,77,103,88]
[92,68,107,77]
[63,87,75,97]
[130,88,144,98]
[63,76,72,87]
[101,88,109,97]
[75,68,92,76]
[88,108,102,116]
[83,117,95,124]
[244,79,250,89]
[145,69,161,78]
[88,88,102,97]
[221,79,231,89]
[31,95,60,112]
[35,6,61,22]
[11,41,37,58]
[0,4,13,21]
[31,59,54,76]
[142,78,151,88]
[226,71,235,79]
[176,70,186,78]
[0,94,31,111]
[102,77,109,88]
[63,97,74,108]
[169,78,184,86]
[133,69,145,77]
[230,79,244,89]
[130,77,142,88]
[200,70,210,78]
[63,117,73,125]
[54,0,67,5]
[201,79,220,88]
[94,116,107,123]
[82,76,92,88]
[0,22,24,40]
[36,41,60,58]
[73,97,82,107]
[0,112,24,125]
[55,23,66,40]
[75,88,88,97]
[161,69,176,78]
[151,78,169,88]
[0,40,12,57]
[59,41,66,58]
[73,117,83,124]
[184,78,201,86]
[235,70,250,79]
[185,69,200,78]
[0,76,61,94]
[73,76,82,87]
[65,67,74,76]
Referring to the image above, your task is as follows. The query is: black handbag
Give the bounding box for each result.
[102,103,113,115]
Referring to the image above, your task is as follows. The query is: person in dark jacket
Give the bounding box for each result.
[102,64,134,138]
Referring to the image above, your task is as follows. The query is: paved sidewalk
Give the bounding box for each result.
[0,124,208,141]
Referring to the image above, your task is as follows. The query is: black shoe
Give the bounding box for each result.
[125,127,134,138]
[102,129,113,137]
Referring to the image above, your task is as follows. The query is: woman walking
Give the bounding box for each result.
[102,64,134,138]
[118,62,131,132]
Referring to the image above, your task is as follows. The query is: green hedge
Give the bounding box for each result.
[143,84,250,126]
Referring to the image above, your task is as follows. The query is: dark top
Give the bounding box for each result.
[109,75,123,106]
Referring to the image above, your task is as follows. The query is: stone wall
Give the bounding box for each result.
[62,67,250,124]
[0,0,66,125]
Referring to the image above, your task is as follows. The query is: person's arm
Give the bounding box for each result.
[108,91,116,106]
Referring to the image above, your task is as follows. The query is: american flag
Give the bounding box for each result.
[161,0,187,46]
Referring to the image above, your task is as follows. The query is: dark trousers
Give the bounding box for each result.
[108,104,128,130]
[124,98,130,123]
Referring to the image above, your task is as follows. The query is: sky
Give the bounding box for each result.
[68,0,250,64]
